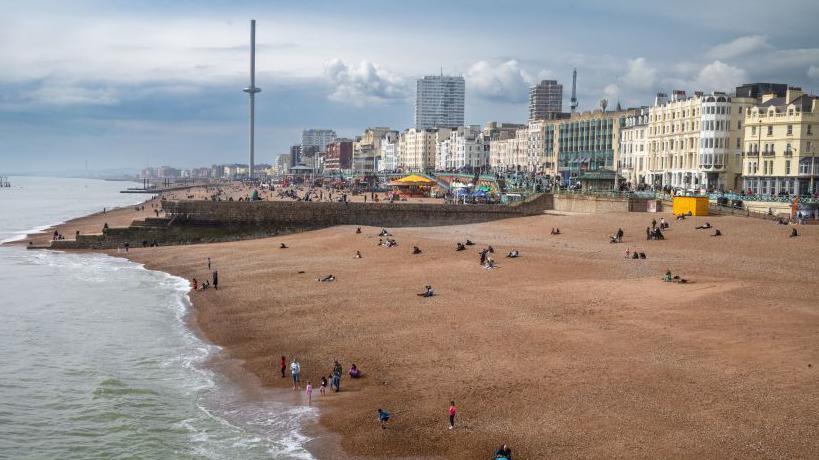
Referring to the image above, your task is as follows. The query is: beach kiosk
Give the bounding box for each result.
[672,196,709,216]
[389,174,436,197]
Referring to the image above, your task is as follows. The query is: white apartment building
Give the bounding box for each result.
[399,128,449,171]
[647,91,754,192]
[378,132,400,172]
[490,127,528,171]
[619,107,649,186]
[301,129,337,154]
[415,75,465,130]
[436,126,488,171]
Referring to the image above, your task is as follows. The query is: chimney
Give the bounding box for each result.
[786,86,803,103]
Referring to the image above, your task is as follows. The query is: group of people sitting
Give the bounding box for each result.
[550,228,561,235]
[479,247,497,269]
[52,230,66,240]
[191,278,211,290]
[455,239,475,251]
[647,226,665,240]
[412,246,422,254]
[662,270,688,284]
[379,238,398,247]
[378,228,392,237]
[625,249,647,259]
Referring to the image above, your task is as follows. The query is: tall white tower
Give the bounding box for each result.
[243,19,261,179]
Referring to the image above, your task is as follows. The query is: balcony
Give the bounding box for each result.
[762,151,775,157]
[784,150,793,157]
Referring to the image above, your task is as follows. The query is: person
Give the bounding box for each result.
[355,250,362,259]
[318,274,336,282]
[506,249,519,258]
[487,246,494,253]
[465,239,475,246]
[320,376,328,396]
[349,363,361,378]
[280,355,286,378]
[201,280,209,290]
[377,409,390,429]
[448,400,457,430]
[695,222,712,230]
[616,228,624,242]
[412,246,422,255]
[378,238,383,246]
[332,360,343,392]
[711,229,722,237]
[660,217,668,229]
[124,242,129,252]
[378,228,391,237]
[479,249,488,266]
[676,214,686,221]
[212,271,218,290]
[456,242,466,251]
[550,227,558,235]
[305,381,313,405]
[651,218,657,229]
[663,270,673,282]
[417,285,435,297]
[191,278,198,290]
[639,252,647,259]
[291,359,301,390]
[207,257,211,270]
[280,243,288,249]
[494,445,512,459]
[484,254,496,269]
[790,228,799,237]
[356,227,362,234]
[645,226,651,240]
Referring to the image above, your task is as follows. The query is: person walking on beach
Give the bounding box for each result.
[207,257,211,270]
[291,359,301,390]
[320,376,328,396]
[212,271,218,290]
[305,381,313,406]
[332,360,342,392]
[448,400,457,429]
[279,355,286,378]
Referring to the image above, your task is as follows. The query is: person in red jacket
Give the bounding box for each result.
[448,400,457,429]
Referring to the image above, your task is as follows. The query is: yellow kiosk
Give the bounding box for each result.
[672,196,710,216]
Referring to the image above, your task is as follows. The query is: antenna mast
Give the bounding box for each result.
[570,68,578,113]
[243,19,261,180]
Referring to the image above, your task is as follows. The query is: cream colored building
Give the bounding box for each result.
[742,87,819,196]
[647,90,755,192]
[399,128,449,172]
[353,127,393,173]
[619,107,649,186]
[489,127,528,171]
[436,126,488,171]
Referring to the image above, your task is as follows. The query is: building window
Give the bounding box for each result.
[737,120,741,130]
[767,126,773,136]
[736,138,740,148]
[751,126,756,135]
[787,125,793,135]
[785,160,791,175]
[808,125,813,135]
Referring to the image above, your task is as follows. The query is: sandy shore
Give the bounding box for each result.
[117,211,817,458]
[10,202,818,458]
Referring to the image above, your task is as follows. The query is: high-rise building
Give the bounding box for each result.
[324,139,354,172]
[415,75,465,130]
[301,129,337,154]
[528,80,563,121]
[289,145,302,167]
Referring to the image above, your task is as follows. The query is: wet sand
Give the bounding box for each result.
[105,211,818,459]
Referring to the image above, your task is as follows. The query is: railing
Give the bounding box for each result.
[708,192,819,204]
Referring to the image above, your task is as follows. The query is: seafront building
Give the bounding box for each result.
[379,134,400,172]
[301,129,337,154]
[528,80,563,121]
[400,128,450,172]
[619,107,650,186]
[415,75,465,130]
[741,87,819,195]
[353,127,394,174]
[646,90,758,192]
[324,139,354,172]
[435,126,489,171]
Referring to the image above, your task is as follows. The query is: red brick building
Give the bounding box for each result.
[324,139,353,171]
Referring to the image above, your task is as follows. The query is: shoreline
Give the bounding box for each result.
[8,199,819,458]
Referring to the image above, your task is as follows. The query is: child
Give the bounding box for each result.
[305,381,313,406]
[377,408,390,429]
[448,401,457,429]
[320,376,327,396]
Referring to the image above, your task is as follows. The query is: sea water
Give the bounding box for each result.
[0,177,314,459]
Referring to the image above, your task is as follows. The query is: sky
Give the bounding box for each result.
[2,0,819,174]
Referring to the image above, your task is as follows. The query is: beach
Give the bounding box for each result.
[18,196,819,458]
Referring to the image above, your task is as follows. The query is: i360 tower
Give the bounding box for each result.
[243,19,261,179]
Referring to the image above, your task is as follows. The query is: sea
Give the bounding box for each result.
[0,176,315,459]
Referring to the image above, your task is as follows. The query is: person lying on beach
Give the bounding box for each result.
[349,364,361,378]
[456,242,466,251]
[412,246,422,254]
[506,250,520,258]
[377,409,390,429]
[676,214,686,221]
[672,275,689,283]
[385,238,398,247]
[711,229,722,237]
[354,250,362,258]
[695,222,712,229]
[280,243,288,249]
[790,228,799,237]
[317,274,336,282]
[417,285,435,297]
[465,239,475,246]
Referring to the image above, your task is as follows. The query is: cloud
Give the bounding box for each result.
[808,65,819,79]
[621,57,656,90]
[24,81,119,106]
[707,35,770,60]
[603,84,620,100]
[323,59,408,106]
[692,60,747,91]
[466,60,535,103]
